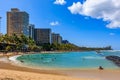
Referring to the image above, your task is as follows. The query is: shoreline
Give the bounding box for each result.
[8,52,119,70]
[9,55,120,70]
[0,59,120,80]
[0,52,120,80]
[0,57,96,80]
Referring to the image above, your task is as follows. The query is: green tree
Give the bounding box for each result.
[5,45,12,51]
[20,34,28,44]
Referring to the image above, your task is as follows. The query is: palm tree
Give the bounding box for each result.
[20,34,28,44]
[0,34,10,44]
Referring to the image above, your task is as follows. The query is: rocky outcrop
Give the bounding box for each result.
[106,56,120,67]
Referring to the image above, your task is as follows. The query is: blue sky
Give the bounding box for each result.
[0,0,120,49]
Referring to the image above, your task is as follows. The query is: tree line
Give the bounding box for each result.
[0,34,112,52]
[0,34,39,52]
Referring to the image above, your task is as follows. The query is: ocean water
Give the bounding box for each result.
[16,51,120,69]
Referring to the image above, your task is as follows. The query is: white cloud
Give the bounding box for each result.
[54,0,66,5]
[50,21,59,26]
[110,33,115,36]
[68,0,120,28]
[68,2,82,14]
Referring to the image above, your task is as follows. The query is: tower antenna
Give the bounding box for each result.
[0,17,2,34]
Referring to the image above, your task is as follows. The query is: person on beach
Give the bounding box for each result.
[99,66,104,70]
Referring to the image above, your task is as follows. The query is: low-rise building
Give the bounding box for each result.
[62,40,69,44]
[51,33,62,44]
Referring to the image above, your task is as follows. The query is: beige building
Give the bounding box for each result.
[7,8,29,36]
[51,33,62,44]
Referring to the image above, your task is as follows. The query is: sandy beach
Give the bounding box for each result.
[0,53,120,80]
[0,60,96,80]
[0,69,91,80]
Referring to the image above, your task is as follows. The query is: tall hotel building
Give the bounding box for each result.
[34,28,51,45]
[7,8,29,36]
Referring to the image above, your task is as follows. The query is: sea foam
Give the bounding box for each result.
[9,55,21,64]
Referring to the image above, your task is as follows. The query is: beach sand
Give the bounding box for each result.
[0,54,120,80]
[0,62,97,80]
[0,69,93,80]
[0,55,97,80]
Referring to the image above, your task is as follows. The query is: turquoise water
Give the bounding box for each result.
[17,51,120,69]
[99,50,120,57]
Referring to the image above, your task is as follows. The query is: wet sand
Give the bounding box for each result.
[0,60,98,80]
[0,69,92,80]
